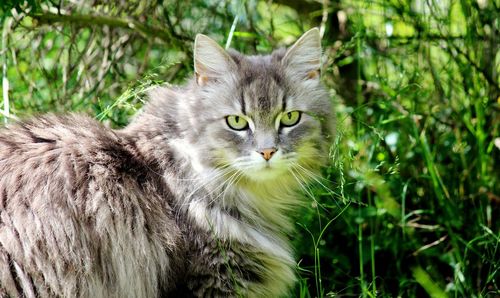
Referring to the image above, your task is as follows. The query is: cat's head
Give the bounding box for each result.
[184,29,334,187]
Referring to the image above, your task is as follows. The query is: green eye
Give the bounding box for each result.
[226,115,249,130]
[280,111,301,127]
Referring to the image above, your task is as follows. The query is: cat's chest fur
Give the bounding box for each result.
[114,127,299,297]
[172,207,295,297]
[161,154,297,297]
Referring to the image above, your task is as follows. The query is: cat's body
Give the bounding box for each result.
[0,29,333,297]
[0,114,179,297]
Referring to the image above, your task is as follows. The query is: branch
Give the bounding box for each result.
[363,33,486,43]
[29,12,192,54]
[447,42,498,91]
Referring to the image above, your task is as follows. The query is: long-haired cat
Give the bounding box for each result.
[0,28,334,297]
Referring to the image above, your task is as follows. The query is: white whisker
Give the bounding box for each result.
[289,163,329,213]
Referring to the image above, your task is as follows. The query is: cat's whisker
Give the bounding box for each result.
[291,163,346,209]
[181,168,234,206]
[185,165,245,209]
[288,165,316,200]
[288,163,329,213]
[231,163,261,172]
[293,163,336,196]
[206,169,242,205]
[216,170,245,209]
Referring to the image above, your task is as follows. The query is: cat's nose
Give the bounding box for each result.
[258,148,277,161]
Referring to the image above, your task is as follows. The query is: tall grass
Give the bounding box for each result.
[294,1,498,296]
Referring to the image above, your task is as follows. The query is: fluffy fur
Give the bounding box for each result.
[0,28,333,297]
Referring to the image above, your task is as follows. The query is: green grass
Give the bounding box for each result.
[1,0,499,297]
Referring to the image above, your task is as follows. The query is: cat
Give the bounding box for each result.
[0,28,334,297]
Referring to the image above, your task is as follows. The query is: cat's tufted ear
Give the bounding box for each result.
[194,34,236,86]
[283,28,322,80]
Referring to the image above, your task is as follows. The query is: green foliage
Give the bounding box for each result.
[0,0,41,16]
[1,0,498,297]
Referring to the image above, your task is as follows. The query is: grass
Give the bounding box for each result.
[292,3,499,293]
[1,0,499,297]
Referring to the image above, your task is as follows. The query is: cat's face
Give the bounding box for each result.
[187,29,333,185]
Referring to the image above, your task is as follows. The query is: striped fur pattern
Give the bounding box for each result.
[0,28,333,297]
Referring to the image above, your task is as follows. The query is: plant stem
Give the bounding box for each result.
[29,12,190,53]
[368,191,376,296]
[1,17,11,124]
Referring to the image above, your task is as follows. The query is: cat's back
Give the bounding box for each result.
[0,114,180,297]
[0,114,120,166]
[0,114,129,207]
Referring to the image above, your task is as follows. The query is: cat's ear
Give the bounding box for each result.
[283,28,322,80]
[194,34,235,86]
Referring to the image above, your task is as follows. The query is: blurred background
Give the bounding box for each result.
[0,0,498,297]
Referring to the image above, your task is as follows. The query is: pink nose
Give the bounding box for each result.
[259,148,277,161]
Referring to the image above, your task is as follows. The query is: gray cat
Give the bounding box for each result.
[0,28,334,297]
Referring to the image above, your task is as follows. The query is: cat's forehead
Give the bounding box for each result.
[230,51,286,115]
[230,50,285,84]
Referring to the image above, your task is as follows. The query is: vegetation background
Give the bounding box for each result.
[0,0,498,297]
